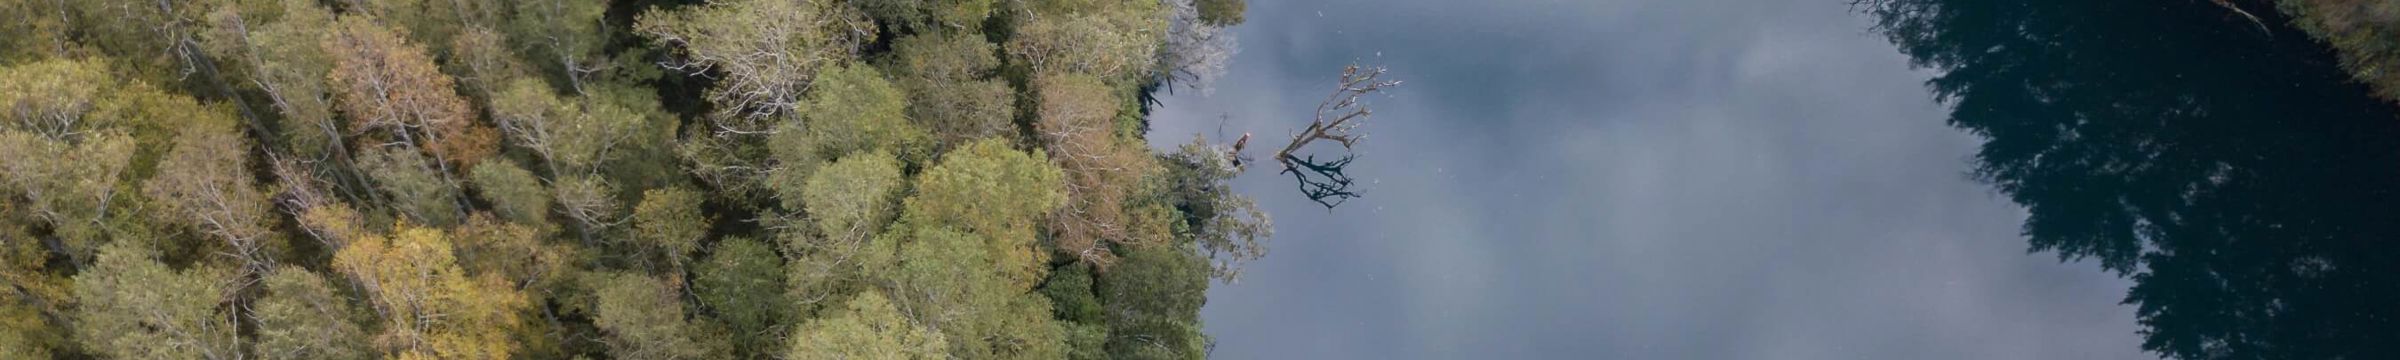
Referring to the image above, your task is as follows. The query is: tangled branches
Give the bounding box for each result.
[1273,64,1399,209]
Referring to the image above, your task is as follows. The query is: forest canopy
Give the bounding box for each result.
[0,0,1263,358]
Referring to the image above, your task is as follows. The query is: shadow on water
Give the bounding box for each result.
[1859,0,2400,358]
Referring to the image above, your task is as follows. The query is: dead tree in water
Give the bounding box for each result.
[1272,64,1399,209]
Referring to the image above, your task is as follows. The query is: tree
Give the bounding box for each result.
[694,237,788,359]
[787,291,947,360]
[1272,64,1399,209]
[327,16,493,171]
[591,272,721,360]
[903,138,1066,289]
[199,0,345,167]
[252,267,372,360]
[64,0,218,87]
[0,0,72,62]
[553,174,621,244]
[1195,0,1246,26]
[882,225,1008,348]
[782,229,893,316]
[631,187,709,269]
[333,223,529,360]
[445,26,529,103]
[0,130,136,265]
[450,214,575,291]
[1165,137,1271,281]
[361,147,464,226]
[0,302,61,360]
[0,0,1276,358]
[854,0,996,33]
[1039,263,1111,360]
[490,78,645,175]
[505,0,613,91]
[638,0,877,133]
[1159,0,1240,92]
[988,294,1070,360]
[0,60,145,264]
[798,64,931,160]
[800,151,905,246]
[0,205,67,358]
[343,0,507,57]
[777,152,906,316]
[880,222,1071,359]
[144,107,277,274]
[1036,73,1167,265]
[71,242,242,360]
[469,160,552,227]
[1100,244,1212,360]
[1005,0,1166,82]
[888,33,1016,146]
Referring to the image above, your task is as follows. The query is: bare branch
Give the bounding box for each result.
[1270,63,1399,209]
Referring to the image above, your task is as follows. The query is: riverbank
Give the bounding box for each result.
[2278,0,2400,102]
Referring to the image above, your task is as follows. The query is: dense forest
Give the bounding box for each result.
[0,0,1269,358]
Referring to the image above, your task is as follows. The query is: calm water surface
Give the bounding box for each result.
[1161,0,2400,358]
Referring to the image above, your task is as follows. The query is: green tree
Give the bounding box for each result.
[199,0,345,166]
[60,0,219,86]
[1196,0,1246,26]
[1005,0,1166,82]
[491,78,646,175]
[881,223,1071,359]
[71,242,242,360]
[883,225,1006,338]
[361,147,464,226]
[800,151,905,245]
[694,237,788,358]
[1040,263,1105,324]
[988,294,1070,360]
[888,33,1015,146]
[450,214,575,291]
[902,138,1066,289]
[144,106,277,273]
[591,272,722,360]
[505,0,613,90]
[0,0,72,62]
[253,267,372,360]
[0,60,145,264]
[799,64,931,160]
[638,0,877,130]
[787,291,947,360]
[1166,137,1271,281]
[1045,265,1113,360]
[854,0,996,33]
[347,0,507,57]
[1101,244,1213,360]
[631,187,710,269]
[469,160,552,226]
[0,302,61,359]
[553,174,620,243]
[776,150,909,317]
[447,25,535,105]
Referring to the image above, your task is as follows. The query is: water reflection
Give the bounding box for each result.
[1861,0,2400,358]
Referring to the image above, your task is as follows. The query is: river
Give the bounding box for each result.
[1157,0,2400,358]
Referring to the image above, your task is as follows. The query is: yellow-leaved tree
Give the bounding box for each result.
[333,223,528,360]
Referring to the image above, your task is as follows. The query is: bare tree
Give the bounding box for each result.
[1158,0,1239,94]
[1270,64,1399,209]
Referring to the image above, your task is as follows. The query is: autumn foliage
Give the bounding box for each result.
[0,0,1263,359]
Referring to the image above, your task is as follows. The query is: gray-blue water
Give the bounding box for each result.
[1160,0,2400,358]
